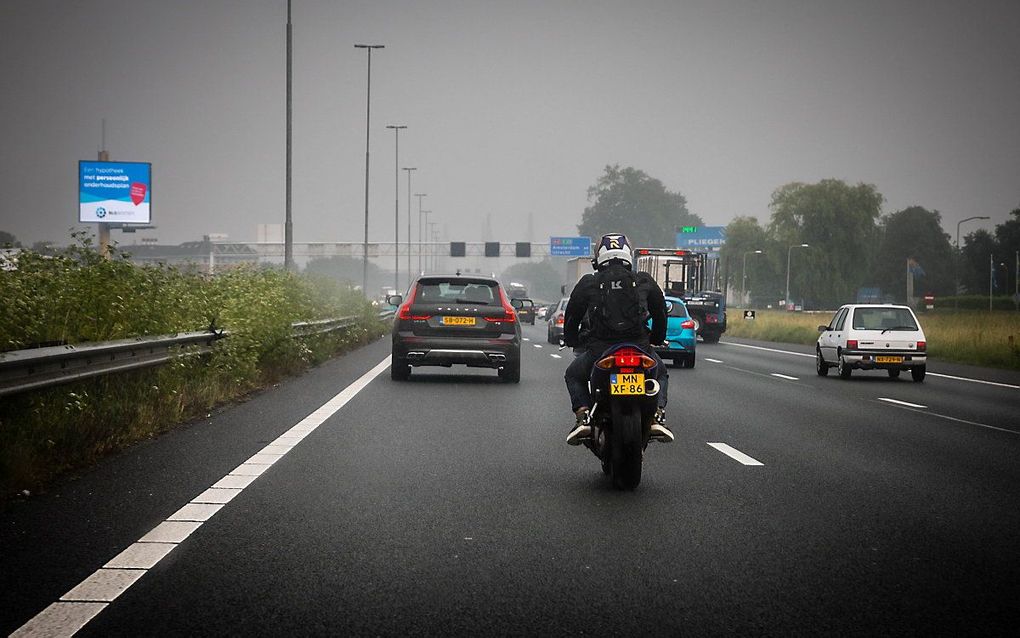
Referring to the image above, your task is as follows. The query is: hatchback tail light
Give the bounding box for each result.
[846,339,858,350]
[680,319,695,330]
[555,315,565,325]
[916,341,926,351]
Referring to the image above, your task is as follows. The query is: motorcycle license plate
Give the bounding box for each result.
[442,316,476,326]
[610,373,645,395]
[876,355,903,363]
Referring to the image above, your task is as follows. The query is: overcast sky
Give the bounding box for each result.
[1,0,1018,248]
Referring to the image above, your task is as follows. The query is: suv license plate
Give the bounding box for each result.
[442,316,476,326]
[610,373,645,395]
[876,355,903,363]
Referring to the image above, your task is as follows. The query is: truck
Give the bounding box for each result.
[564,257,594,293]
[634,247,726,343]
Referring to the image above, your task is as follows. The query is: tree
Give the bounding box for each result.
[577,165,702,247]
[500,259,563,302]
[719,216,780,305]
[870,206,955,300]
[993,207,1020,296]
[768,180,883,308]
[0,231,20,248]
[960,229,998,295]
[304,256,391,296]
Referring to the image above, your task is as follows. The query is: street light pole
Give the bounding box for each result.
[415,193,427,273]
[284,0,294,271]
[742,249,763,307]
[403,168,417,286]
[421,210,432,273]
[785,244,809,310]
[385,125,406,291]
[355,43,384,296]
[955,216,990,310]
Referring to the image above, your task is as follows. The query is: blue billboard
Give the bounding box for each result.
[549,236,592,257]
[675,226,725,250]
[79,161,152,223]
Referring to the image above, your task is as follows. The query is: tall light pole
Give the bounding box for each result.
[284,0,294,271]
[428,222,438,272]
[385,125,406,291]
[402,167,417,286]
[955,215,990,310]
[355,43,384,296]
[421,210,432,273]
[785,243,809,309]
[414,193,427,273]
[741,250,763,307]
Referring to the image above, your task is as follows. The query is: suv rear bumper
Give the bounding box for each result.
[393,335,520,369]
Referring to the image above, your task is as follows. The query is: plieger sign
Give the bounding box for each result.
[79,161,152,224]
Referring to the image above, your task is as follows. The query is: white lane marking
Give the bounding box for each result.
[14,356,393,637]
[550,354,562,359]
[770,373,799,381]
[878,397,927,409]
[60,569,146,602]
[212,474,258,489]
[533,344,543,348]
[722,341,1019,389]
[11,603,108,638]
[104,543,177,569]
[523,337,530,341]
[704,358,723,363]
[707,442,765,466]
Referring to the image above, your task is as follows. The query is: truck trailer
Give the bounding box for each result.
[634,247,726,343]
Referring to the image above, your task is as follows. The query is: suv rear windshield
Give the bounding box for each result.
[852,307,918,331]
[415,279,500,305]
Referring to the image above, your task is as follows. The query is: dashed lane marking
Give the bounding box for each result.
[533,344,543,348]
[878,397,927,409]
[704,358,723,363]
[550,354,562,359]
[523,337,530,341]
[707,442,764,466]
[13,356,394,638]
[770,373,799,381]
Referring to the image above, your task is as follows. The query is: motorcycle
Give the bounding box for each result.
[577,342,662,490]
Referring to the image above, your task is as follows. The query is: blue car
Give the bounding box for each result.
[651,296,697,368]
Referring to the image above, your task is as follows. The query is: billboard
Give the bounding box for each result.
[549,236,592,257]
[675,226,725,250]
[79,161,152,223]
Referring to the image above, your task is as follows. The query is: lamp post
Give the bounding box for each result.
[955,216,989,310]
[402,167,417,286]
[785,243,809,310]
[354,43,384,296]
[385,125,406,291]
[741,250,763,307]
[284,0,294,271]
[421,210,432,273]
[414,193,427,273]
[428,222,438,272]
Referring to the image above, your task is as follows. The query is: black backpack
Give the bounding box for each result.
[592,266,648,336]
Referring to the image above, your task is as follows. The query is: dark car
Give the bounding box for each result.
[388,275,532,383]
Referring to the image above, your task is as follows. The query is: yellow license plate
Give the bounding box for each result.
[442,316,476,326]
[876,355,903,363]
[610,373,645,395]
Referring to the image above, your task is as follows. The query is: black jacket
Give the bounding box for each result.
[562,264,667,350]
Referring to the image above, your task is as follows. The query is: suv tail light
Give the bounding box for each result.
[555,315,565,325]
[706,314,718,324]
[680,319,695,330]
[916,341,926,351]
[397,285,431,321]
[485,287,517,323]
[846,339,858,350]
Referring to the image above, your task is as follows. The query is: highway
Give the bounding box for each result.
[3,324,1019,636]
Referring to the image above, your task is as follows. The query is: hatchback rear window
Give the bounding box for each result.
[416,279,499,305]
[851,307,918,331]
[667,302,688,318]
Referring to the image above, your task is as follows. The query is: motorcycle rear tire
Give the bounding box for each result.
[609,402,643,490]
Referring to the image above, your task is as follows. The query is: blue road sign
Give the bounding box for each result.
[676,226,725,250]
[549,236,592,257]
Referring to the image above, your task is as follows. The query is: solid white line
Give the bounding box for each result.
[722,341,1019,389]
[878,397,928,409]
[704,358,723,363]
[707,442,764,466]
[14,355,393,637]
[770,373,799,381]
[550,354,562,359]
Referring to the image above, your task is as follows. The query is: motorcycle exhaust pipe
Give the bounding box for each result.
[644,379,660,397]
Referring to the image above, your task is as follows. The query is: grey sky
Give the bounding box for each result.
[1,0,1018,248]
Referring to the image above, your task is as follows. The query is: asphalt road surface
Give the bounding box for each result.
[3,325,1019,636]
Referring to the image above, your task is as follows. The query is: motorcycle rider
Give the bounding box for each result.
[563,232,674,445]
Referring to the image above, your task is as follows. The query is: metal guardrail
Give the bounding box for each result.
[0,314,373,398]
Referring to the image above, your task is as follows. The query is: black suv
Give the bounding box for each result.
[388,275,532,383]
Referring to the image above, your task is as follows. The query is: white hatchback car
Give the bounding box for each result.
[816,304,927,382]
